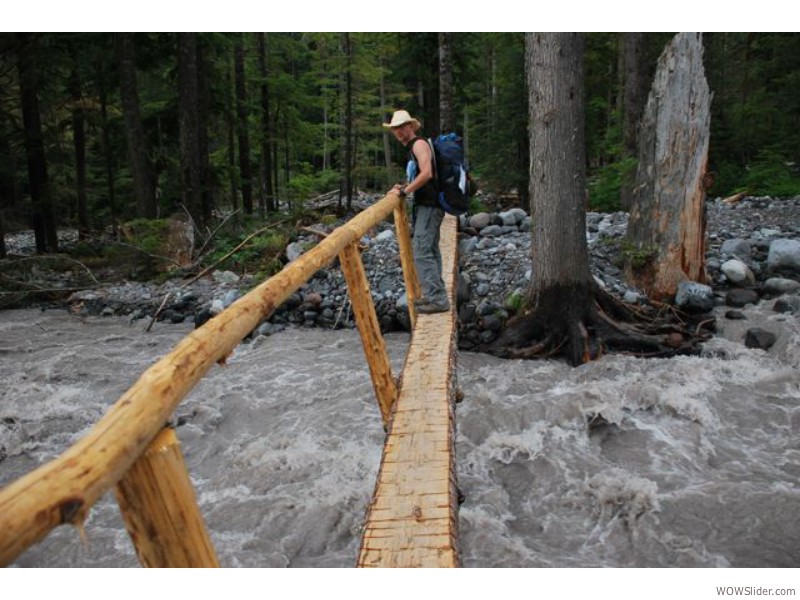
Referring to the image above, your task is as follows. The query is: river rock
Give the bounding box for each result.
[479,225,503,237]
[303,292,323,307]
[725,289,760,307]
[222,290,240,308]
[721,259,755,286]
[720,238,751,259]
[744,328,777,350]
[763,277,800,296]
[675,282,714,313]
[469,213,491,230]
[725,310,747,320]
[212,270,239,285]
[498,208,527,226]
[767,239,800,274]
[773,296,800,314]
[286,242,305,262]
[375,230,395,243]
[209,299,225,315]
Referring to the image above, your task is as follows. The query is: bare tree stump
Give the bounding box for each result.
[625,32,711,301]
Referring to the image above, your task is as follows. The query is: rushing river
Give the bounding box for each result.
[1,307,799,568]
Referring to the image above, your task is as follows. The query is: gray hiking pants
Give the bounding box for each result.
[412,204,447,305]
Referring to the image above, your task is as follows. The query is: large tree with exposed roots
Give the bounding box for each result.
[489,32,707,366]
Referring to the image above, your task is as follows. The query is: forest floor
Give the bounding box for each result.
[2,193,800,359]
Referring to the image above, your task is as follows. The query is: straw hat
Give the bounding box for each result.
[383,110,421,131]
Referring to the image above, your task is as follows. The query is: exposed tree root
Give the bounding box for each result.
[486,283,714,366]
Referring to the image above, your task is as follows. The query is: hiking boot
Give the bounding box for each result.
[416,299,450,314]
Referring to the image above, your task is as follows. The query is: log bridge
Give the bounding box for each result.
[0,192,461,568]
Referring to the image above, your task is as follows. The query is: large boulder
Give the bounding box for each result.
[767,239,800,275]
[725,288,760,308]
[674,281,714,313]
[469,212,492,230]
[498,208,527,226]
[744,328,777,350]
[720,259,755,286]
[763,277,800,296]
[720,238,752,260]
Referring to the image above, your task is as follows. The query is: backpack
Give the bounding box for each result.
[429,133,471,216]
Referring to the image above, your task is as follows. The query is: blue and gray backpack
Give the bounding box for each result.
[406,133,471,216]
[429,133,471,216]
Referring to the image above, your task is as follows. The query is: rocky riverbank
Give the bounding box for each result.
[6,195,800,352]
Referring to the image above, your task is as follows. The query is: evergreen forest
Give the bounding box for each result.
[1,33,799,257]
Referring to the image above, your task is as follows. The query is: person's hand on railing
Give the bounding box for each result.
[390,183,407,198]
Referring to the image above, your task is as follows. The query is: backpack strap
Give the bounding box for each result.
[426,137,439,185]
[406,136,438,185]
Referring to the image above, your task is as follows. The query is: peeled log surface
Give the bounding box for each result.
[115,428,219,567]
[0,193,404,567]
[625,32,710,301]
[358,214,460,568]
[339,241,397,426]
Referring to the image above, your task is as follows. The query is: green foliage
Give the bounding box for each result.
[122,218,171,254]
[587,157,636,212]
[469,195,489,214]
[286,164,340,202]
[504,291,526,314]
[742,149,800,197]
[621,241,658,269]
[204,228,289,276]
[3,30,800,245]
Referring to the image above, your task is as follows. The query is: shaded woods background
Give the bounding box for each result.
[1,33,799,251]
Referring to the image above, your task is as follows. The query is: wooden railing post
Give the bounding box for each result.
[339,241,398,426]
[115,427,219,567]
[393,201,421,329]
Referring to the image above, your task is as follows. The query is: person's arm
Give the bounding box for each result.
[391,139,433,197]
[404,139,433,194]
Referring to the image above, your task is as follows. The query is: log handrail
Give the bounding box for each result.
[0,192,419,567]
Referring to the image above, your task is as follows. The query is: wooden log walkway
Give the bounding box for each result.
[358,214,460,568]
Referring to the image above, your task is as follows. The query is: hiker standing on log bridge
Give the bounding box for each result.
[385,109,450,315]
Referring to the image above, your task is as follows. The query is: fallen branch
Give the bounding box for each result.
[146,292,172,333]
[182,219,291,288]
[0,286,102,296]
[0,255,100,285]
[193,209,242,260]
[300,226,330,239]
[722,191,747,205]
[108,240,183,268]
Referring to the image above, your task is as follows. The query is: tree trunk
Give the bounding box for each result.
[234,38,253,214]
[196,38,213,224]
[526,33,592,364]
[620,33,648,210]
[257,33,275,212]
[490,33,702,365]
[16,33,58,253]
[0,117,17,258]
[340,33,353,211]
[178,33,204,230]
[116,33,157,219]
[272,103,280,205]
[438,32,454,133]
[226,55,238,212]
[527,33,592,299]
[379,56,392,173]
[98,65,117,236]
[0,209,5,259]
[69,55,89,239]
[624,32,710,301]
